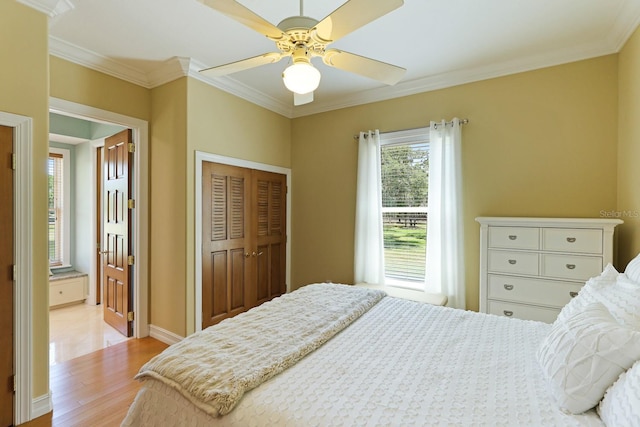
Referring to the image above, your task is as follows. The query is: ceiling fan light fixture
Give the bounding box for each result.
[282,61,321,94]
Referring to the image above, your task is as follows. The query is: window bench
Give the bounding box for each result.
[49,270,87,308]
[355,283,448,306]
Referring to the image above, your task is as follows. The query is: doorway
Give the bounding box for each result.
[49,97,149,341]
[48,117,131,363]
[201,162,287,328]
[0,111,31,425]
[0,125,15,426]
[195,151,292,332]
[46,98,150,373]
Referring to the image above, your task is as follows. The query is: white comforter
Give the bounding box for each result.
[123,295,604,426]
[133,284,385,416]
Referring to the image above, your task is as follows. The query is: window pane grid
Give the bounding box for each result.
[380,141,429,283]
[48,154,63,266]
[383,212,426,281]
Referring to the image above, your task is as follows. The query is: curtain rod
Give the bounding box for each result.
[353,118,469,140]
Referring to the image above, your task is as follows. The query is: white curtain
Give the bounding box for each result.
[354,130,385,285]
[426,118,465,309]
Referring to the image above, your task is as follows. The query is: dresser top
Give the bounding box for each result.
[475,217,623,229]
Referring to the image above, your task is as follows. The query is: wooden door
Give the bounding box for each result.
[201,162,287,329]
[202,162,252,328]
[253,170,287,305]
[0,125,14,426]
[103,130,133,337]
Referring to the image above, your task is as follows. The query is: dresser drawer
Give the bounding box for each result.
[50,278,86,307]
[542,228,603,254]
[488,227,539,250]
[541,254,602,281]
[487,274,583,308]
[488,250,539,275]
[488,300,560,323]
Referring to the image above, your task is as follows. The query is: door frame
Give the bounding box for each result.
[0,111,31,425]
[50,97,149,340]
[90,141,104,306]
[195,151,291,332]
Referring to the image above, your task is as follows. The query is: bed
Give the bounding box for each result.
[122,261,640,426]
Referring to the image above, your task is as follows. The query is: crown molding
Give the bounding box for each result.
[186,59,294,117]
[49,36,295,116]
[610,0,640,51]
[291,38,618,118]
[48,0,640,120]
[146,56,192,88]
[49,36,150,88]
[17,0,74,17]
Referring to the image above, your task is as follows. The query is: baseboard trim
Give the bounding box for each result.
[149,324,183,345]
[31,391,52,419]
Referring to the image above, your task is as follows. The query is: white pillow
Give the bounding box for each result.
[595,274,640,330]
[537,302,640,414]
[554,263,619,325]
[598,360,640,426]
[624,253,640,284]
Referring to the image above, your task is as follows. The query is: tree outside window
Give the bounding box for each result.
[380,141,429,284]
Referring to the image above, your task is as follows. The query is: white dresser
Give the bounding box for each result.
[476,217,622,323]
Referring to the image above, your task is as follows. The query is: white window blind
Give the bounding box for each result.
[380,139,429,284]
[48,152,64,266]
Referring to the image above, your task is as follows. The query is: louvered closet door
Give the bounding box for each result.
[252,170,287,305]
[202,162,252,328]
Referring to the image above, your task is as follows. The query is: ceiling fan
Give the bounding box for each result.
[197,0,406,105]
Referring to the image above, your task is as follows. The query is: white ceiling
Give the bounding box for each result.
[24,0,640,117]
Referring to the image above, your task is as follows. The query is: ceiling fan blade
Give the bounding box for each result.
[313,0,403,43]
[199,52,285,77]
[294,91,314,106]
[323,49,405,85]
[198,0,285,41]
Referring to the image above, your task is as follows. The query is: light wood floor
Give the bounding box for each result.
[20,337,168,427]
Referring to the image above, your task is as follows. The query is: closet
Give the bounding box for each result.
[201,162,287,328]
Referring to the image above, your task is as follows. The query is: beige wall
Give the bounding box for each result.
[0,1,50,399]
[50,56,151,120]
[147,78,292,337]
[291,55,619,310]
[149,78,188,335]
[184,79,291,334]
[618,25,640,268]
[187,79,291,168]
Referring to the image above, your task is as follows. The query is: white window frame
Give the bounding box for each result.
[48,146,71,269]
[380,127,430,290]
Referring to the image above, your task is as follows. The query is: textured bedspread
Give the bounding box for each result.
[133,283,385,417]
[124,294,605,426]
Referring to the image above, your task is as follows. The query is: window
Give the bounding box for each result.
[380,130,429,287]
[355,121,464,306]
[48,148,70,268]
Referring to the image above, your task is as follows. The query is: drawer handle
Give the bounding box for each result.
[504,284,514,291]
[566,264,576,270]
[569,291,579,298]
[503,310,513,317]
[508,259,517,265]
[508,235,517,240]
[566,237,576,243]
